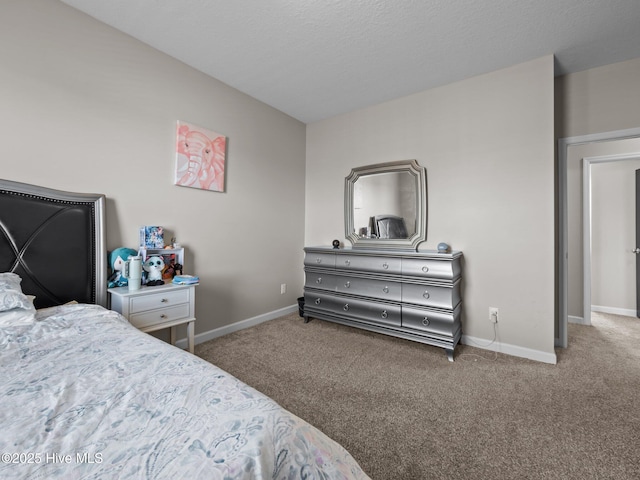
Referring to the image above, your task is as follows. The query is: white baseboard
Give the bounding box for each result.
[176,304,557,364]
[568,315,588,325]
[175,304,298,350]
[460,334,557,364]
[591,305,637,318]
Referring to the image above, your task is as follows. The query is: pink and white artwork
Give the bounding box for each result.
[175,121,227,192]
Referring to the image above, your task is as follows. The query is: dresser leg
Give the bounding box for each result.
[170,326,176,346]
[303,315,311,324]
[445,349,454,362]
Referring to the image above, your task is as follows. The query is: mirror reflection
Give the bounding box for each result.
[345,159,427,251]
[353,172,416,239]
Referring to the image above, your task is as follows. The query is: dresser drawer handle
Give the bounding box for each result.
[161,298,168,303]
[422,317,430,326]
[422,291,430,299]
[315,298,321,305]
[344,281,351,288]
[315,257,322,263]
[383,286,389,294]
[343,304,349,311]
[316,277,322,284]
[160,314,168,319]
[422,266,429,273]
[345,259,351,266]
[381,310,388,319]
[382,262,389,269]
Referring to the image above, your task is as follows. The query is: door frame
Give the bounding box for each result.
[582,153,640,327]
[558,127,640,348]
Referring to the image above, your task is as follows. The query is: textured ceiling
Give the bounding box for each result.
[59,0,640,123]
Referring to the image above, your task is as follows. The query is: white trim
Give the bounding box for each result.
[557,127,640,349]
[460,335,557,364]
[582,156,592,330]
[175,306,558,364]
[175,305,558,364]
[568,315,589,325]
[175,304,298,350]
[591,305,637,318]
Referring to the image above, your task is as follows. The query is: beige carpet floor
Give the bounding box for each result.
[195,311,640,479]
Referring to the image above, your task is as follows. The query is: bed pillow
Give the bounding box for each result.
[0,272,35,312]
[0,308,36,326]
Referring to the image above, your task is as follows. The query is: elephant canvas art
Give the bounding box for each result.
[175,120,227,192]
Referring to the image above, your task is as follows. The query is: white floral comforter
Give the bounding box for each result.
[0,304,369,479]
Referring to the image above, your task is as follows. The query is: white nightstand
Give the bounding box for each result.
[109,283,197,353]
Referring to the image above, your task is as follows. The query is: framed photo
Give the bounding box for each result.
[174,120,227,192]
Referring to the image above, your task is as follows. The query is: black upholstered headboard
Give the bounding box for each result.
[0,179,107,308]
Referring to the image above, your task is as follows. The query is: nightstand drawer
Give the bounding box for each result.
[130,289,190,313]
[129,303,191,329]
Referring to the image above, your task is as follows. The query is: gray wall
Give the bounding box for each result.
[306,57,557,362]
[556,57,640,139]
[0,0,307,336]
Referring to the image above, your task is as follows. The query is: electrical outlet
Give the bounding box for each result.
[489,307,499,323]
[280,283,287,295]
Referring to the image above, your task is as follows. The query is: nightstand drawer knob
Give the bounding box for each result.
[423,291,430,299]
[160,314,168,319]
[381,310,388,319]
[316,277,322,284]
[422,317,430,326]
[161,298,168,303]
[422,266,429,273]
[343,303,349,311]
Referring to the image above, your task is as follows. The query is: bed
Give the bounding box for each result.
[0,179,369,479]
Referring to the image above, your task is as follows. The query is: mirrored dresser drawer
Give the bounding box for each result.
[401,281,461,310]
[304,246,462,361]
[304,291,402,328]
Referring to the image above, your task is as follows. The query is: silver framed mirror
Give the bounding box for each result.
[345,159,427,251]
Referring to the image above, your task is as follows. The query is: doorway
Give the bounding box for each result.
[558,127,640,348]
[582,154,640,327]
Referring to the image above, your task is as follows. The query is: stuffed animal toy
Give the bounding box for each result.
[107,247,138,287]
[143,255,165,286]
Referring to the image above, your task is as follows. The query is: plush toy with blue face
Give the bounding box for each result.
[107,247,138,287]
[143,255,165,286]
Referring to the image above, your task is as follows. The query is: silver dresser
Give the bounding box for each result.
[303,246,463,361]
